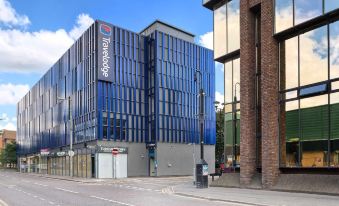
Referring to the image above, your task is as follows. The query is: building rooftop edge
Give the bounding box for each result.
[139,19,195,37]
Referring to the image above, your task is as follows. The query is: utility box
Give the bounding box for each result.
[196,160,208,188]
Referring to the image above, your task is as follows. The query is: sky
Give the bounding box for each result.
[0,0,224,130]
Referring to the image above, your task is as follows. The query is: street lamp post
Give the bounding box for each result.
[194,70,205,161]
[57,96,73,177]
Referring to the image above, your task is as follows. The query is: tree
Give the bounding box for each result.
[215,109,224,164]
[0,141,17,168]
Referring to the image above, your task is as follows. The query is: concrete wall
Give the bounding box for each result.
[96,141,148,177]
[156,143,215,176]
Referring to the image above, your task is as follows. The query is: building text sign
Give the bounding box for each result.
[97,21,114,82]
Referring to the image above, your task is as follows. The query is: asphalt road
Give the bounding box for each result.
[0,170,243,206]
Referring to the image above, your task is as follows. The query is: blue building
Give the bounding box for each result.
[17,20,215,178]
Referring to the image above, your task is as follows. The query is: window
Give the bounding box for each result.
[275,0,339,33]
[295,0,322,25]
[300,26,327,86]
[213,0,240,59]
[214,4,227,59]
[279,20,339,168]
[325,0,339,13]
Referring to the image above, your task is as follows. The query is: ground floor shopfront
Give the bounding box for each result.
[18,141,215,178]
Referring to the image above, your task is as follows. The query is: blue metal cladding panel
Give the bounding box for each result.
[153,31,215,145]
[17,23,98,155]
[96,23,147,143]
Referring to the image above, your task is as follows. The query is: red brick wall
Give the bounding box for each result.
[260,0,280,188]
[239,0,280,188]
[239,0,257,186]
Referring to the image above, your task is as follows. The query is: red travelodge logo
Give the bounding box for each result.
[100,24,111,36]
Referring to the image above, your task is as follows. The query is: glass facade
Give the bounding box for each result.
[275,0,339,33]
[154,31,215,144]
[224,58,240,167]
[279,20,339,168]
[213,0,240,59]
[17,24,97,155]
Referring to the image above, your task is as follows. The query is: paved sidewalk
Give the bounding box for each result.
[172,181,339,206]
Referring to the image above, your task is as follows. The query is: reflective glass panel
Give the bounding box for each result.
[225,61,233,103]
[284,100,300,167]
[233,58,240,101]
[224,113,233,167]
[330,21,339,79]
[330,92,339,167]
[300,95,328,167]
[325,0,339,13]
[300,26,328,86]
[284,37,298,89]
[214,4,227,59]
[295,0,323,25]
[227,0,240,53]
[275,0,293,33]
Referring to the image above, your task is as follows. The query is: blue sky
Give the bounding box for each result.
[0,0,224,130]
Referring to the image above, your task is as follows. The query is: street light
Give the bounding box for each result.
[57,96,74,177]
[194,70,205,161]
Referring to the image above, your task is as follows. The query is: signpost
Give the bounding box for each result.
[112,148,119,156]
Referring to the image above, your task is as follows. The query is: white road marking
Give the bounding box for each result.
[34,182,48,187]
[90,195,135,206]
[0,199,9,206]
[55,187,79,194]
[48,201,55,205]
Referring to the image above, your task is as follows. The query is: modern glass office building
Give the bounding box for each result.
[17,20,215,178]
[204,0,339,188]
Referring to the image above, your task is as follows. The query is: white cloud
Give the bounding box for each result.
[0,113,16,130]
[198,31,213,50]
[0,11,94,73]
[0,83,29,105]
[0,0,30,27]
[69,13,94,40]
[215,91,224,109]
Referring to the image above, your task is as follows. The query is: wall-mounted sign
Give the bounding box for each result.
[40,149,50,156]
[97,145,128,154]
[97,21,114,82]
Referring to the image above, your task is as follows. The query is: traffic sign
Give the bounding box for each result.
[112,148,119,155]
[68,150,75,157]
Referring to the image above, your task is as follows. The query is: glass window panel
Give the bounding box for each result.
[299,83,328,97]
[325,0,339,13]
[214,3,227,58]
[284,100,300,167]
[300,26,328,86]
[295,0,323,25]
[275,0,293,33]
[332,81,339,90]
[330,92,339,167]
[300,95,328,167]
[224,113,233,167]
[233,58,240,101]
[330,21,339,79]
[283,37,298,89]
[224,61,232,103]
[285,90,298,100]
[227,0,240,53]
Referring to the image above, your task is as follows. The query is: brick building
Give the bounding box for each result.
[0,129,16,150]
[204,0,339,188]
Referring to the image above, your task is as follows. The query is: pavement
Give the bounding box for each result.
[0,170,339,206]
